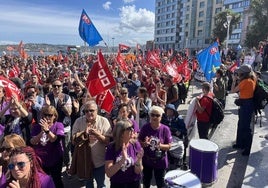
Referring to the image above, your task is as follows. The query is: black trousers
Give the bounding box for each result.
[110,180,140,188]
[197,121,211,139]
[142,163,166,188]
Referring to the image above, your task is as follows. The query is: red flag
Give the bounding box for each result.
[17,40,28,59]
[57,51,63,62]
[229,61,238,73]
[6,46,14,51]
[96,90,115,113]
[178,59,191,81]
[146,51,162,68]
[163,61,182,83]
[116,52,129,73]
[192,59,198,71]
[0,76,21,101]
[40,49,44,55]
[86,51,116,96]
[8,66,20,78]
[119,44,131,53]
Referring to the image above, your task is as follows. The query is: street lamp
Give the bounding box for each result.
[112,37,115,53]
[226,15,232,49]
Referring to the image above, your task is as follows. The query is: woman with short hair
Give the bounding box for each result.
[138,106,172,188]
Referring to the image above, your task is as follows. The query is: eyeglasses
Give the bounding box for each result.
[8,161,30,170]
[0,147,12,153]
[84,109,96,113]
[121,92,128,95]
[52,84,62,88]
[10,108,19,111]
[150,113,161,118]
[43,113,54,118]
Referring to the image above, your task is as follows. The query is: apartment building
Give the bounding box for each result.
[223,0,250,47]
[154,0,251,53]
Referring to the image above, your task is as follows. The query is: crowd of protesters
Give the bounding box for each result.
[0,39,267,188]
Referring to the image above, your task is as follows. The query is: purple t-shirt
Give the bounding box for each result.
[0,173,6,188]
[130,119,140,133]
[31,122,65,167]
[39,172,55,188]
[105,141,142,183]
[138,123,172,169]
[0,172,55,188]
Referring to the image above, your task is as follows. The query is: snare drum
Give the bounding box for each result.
[164,169,201,188]
[189,139,219,185]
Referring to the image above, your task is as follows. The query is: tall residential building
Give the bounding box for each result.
[223,0,250,47]
[154,0,251,53]
[154,0,223,53]
[154,0,183,50]
[181,0,223,53]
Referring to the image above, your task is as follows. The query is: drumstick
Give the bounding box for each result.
[165,169,191,187]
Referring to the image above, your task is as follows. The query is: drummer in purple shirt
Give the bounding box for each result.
[138,105,172,188]
[105,120,144,188]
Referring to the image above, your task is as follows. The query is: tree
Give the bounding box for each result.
[212,10,240,46]
[244,0,268,48]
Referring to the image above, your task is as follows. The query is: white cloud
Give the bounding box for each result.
[123,0,135,3]
[103,1,112,10]
[0,41,18,45]
[119,5,155,33]
[0,2,154,46]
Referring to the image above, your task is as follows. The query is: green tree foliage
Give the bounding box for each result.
[244,0,268,48]
[213,10,240,45]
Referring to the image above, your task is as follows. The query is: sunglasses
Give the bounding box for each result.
[150,113,161,117]
[121,92,128,95]
[43,113,54,118]
[0,147,12,153]
[84,109,96,113]
[125,126,134,131]
[8,161,30,170]
[52,84,62,88]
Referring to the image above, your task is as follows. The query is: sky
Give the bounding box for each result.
[0,0,155,46]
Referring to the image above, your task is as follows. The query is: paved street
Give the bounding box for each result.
[62,77,268,188]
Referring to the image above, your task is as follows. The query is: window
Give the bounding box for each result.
[166,21,170,26]
[186,14,189,19]
[200,1,205,8]
[186,5,190,11]
[185,23,189,28]
[216,0,222,4]
[198,30,203,36]
[215,8,221,14]
[198,20,203,26]
[199,11,204,17]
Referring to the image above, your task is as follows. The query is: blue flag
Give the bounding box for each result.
[197,42,221,81]
[79,9,103,46]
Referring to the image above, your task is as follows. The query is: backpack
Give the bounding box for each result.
[204,96,224,126]
[177,82,188,101]
[253,79,268,112]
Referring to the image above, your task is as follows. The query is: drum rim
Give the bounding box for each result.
[164,169,202,188]
[189,139,219,152]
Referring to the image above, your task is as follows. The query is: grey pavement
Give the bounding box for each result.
[62,73,268,188]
